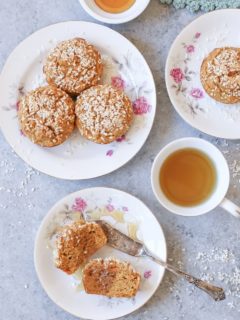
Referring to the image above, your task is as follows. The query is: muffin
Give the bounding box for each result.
[43,38,103,95]
[54,222,107,275]
[83,258,141,298]
[75,85,133,144]
[18,85,75,147]
[200,47,240,104]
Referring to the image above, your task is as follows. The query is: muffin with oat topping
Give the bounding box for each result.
[18,85,75,147]
[54,222,107,275]
[75,84,133,144]
[83,258,141,298]
[200,47,240,104]
[43,38,103,96]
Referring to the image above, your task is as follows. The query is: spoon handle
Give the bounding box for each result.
[143,248,225,301]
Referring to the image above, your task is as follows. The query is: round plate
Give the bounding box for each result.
[166,9,240,140]
[0,21,156,179]
[34,187,167,320]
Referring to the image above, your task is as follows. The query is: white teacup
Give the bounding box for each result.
[151,137,240,218]
[79,0,150,24]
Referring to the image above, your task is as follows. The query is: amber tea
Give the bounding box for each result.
[159,148,217,207]
[94,0,135,13]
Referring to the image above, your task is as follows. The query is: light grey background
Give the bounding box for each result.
[0,1,239,319]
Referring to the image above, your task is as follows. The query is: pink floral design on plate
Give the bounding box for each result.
[16,101,20,111]
[106,150,114,157]
[133,97,151,115]
[106,204,115,212]
[195,32,201,39]
[190,88,204,99]
[111,76,126,91]
[144,270,152,279]
[116,135,126,143]
[186,45,195,53]
[122,206,128,212]
[72,197,87,212]
[170,68,185,84]
[170,33,205,116]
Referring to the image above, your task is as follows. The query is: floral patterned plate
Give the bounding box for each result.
[0,21,156,179]
[166,9,240,140]
[34,187,167,320]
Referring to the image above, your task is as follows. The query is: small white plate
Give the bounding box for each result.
[79,0,150,24]
[166,9,240,140]
[0,21,156,179]
[34,187,167,320]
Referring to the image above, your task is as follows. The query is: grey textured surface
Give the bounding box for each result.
[0,1,240,319]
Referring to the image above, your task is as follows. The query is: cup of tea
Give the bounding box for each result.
[78,0,150,24]
[151,137,240,218]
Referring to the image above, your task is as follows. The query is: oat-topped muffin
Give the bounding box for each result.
[18,85,75,147]
[83,258,141,298]
[43,38,103,95]
[200,47,240,104]
[54,222,107,275]
[75,85,133,144]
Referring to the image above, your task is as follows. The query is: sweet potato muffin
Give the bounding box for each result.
[18,85,75,147]
[43,38,103,95]
[54,222,107,275]
[200,47,240,104]
[75,84,133,144]
[83,258,141,298]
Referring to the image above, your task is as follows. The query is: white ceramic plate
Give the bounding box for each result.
[166,9,240,140]
[0,21,156,179]
[79,0,150,24]
[34,187,167,320]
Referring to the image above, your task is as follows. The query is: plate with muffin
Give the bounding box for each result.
[0,21,156,179]
[34,187,167,320]
[166,9,240,140]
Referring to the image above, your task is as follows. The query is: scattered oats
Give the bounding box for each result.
[196,248,240,306]
[227,302,235,309]
[230,160,240,185]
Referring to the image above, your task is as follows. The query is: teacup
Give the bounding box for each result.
[151,137,240,218]
[78,0,150,24]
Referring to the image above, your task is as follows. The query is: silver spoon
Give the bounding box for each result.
[96,220,225,301]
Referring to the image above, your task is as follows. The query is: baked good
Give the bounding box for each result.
[82,258,141,298]
[43,38,103,95]
[18,85,75,147]
[54,222,107,275]
[200,47,240,104]
[75,85,133,144]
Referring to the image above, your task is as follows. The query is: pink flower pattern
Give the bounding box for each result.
[72,197,87,212]
[170,32,205,116]
[16,101,20,111]
[116,135,126,142]
[195,32,201,39]
[133,97,151,115]
[122,206,128,212]
[190,88,204,99]
[106,204,115,212]
[186,45,195,53]
[106,150,114,157]
[144,270,152,279]
[170,68,184,84]
[111,76,125,91]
